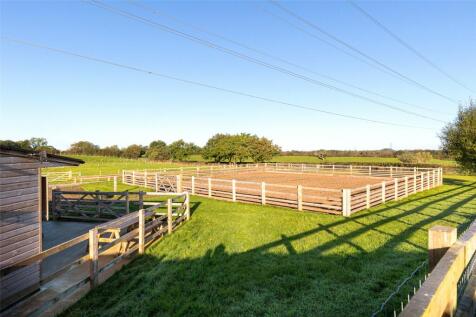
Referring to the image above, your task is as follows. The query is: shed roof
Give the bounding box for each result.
[0,145,84,167]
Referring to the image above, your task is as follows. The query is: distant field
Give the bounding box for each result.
[188,154,457,166]
[45,154,457,176]
[44,155,187,176]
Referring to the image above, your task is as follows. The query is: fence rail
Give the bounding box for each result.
[1,192,190,315]
[123,164,442,216]
[401,220,476,317]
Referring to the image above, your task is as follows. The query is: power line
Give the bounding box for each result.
[1,36,437,130]
[269,0,458,104]
[130,0,447,115]
[348,0,475,94]
[84,0,445,123]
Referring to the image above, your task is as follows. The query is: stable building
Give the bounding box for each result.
[0,146,83,309]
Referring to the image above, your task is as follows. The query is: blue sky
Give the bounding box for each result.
[1,0,475,151]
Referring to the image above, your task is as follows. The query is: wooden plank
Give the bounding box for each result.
[0,187,38,200]
[89,227,99,288]
[0,174,38,186]
[0,192,38,207]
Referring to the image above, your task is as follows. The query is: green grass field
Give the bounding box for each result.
[44,155,187,176]
[63,175,476,316]
[45,155,457,178]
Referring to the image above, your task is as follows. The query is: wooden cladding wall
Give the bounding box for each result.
[0,155,42,309]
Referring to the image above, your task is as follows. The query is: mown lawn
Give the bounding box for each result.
[43,155,187,176]
[63,175,476,317]
[44,155,457,177]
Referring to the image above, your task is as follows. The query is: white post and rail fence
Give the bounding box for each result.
[122,165,443,217]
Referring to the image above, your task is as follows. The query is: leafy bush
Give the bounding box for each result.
[440,100,476,173]
[397,152,433,164]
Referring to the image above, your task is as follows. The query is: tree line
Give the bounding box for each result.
[0,133,280,163]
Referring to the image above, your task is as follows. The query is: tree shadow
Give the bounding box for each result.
[61,179,476,317]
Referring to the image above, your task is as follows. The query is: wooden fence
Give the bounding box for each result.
[1,192,190,315]
[123,165,442,216]
[42,171,81,183]
[124,163,440,178]
[50,190,146,221]
[401,220,476,317]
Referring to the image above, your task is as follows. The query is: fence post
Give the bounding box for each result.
[394,179,399,200]
[332,165,335,175]
[350,165,353,175]
[138,191,144,210]
[144,170,148,188]
[69,170,72,179]
[186,192,191,220]
[261,182,266,205]
[155,173,159,192]
[297,185,303,211]
[421,173,425,191]
[433,169,436,188]
[366,185,370,209]
[232,179,236,202]
[113,176,117,192]
[176,175,183,193]
[122,170,125,183]
[427,171,431,190]
[139,209,145,254]
[413,175,417,194]
[404,176,408,197]
[381,182,386,203]
[342,189,351,217]
[89,227,98,288]
[132,171,136,185]
[440,167,444,185]
[125,192,130,214]
[208,178,212,197]
[167,199,173,234]
[390,166,393,177]
[368,166,371,176]
[428,225,457,272]
[191,176,195,195]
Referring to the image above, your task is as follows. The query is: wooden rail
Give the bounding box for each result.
[401,220,476,317]
[51,190,147,221]
[123,165,442,216]
[1,192,191,315]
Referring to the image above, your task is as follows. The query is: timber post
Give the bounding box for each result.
[89,227,99,288]
[167,199,173,234]
[139,209,145,254]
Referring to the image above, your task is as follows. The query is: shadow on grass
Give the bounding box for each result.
[61,179,476,317]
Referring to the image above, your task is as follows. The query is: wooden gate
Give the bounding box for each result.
[51,190,144,221]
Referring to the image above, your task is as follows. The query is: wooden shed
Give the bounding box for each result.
[0,146,83,309]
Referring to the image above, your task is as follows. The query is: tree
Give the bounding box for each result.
[203,133,280,163]
[249,137,281,162]
[146,140,171,161]
[101,145,122,157]
[29,137,48,150]
[122,144,143,159]
[440,100,476,173]
[168,140,197,161]
[68,141,99,155]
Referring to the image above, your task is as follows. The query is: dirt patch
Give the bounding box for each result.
[204,170,387,190]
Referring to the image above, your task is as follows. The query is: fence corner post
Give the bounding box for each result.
[139,209,145,254]
[113,176,118,192]
[342,189,351,217]
[208,177,212,197]
[297,185,303,211]
[176,175,182,193]
[89,227,99,289]
[365,185,370,209]
[232,179,236,202]
[261,182,266,205]
[167,198,173,234]
[428,225,457,272]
